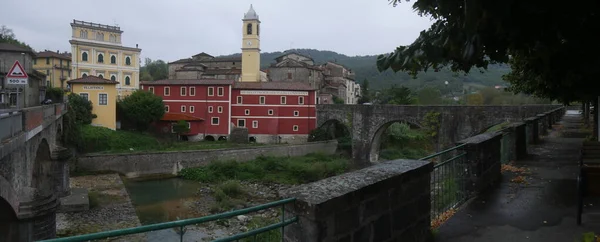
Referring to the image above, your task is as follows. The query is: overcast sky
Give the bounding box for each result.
[1,0,432,62]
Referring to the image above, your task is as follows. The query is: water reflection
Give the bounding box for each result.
[122,177,207,225]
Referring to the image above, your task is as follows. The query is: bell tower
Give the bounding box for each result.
[241,4,261,82]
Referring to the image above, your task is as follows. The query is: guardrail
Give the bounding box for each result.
[0,104,67,143]
[40,198,297,242]
[419,144,469,220]
[0,111,23,142]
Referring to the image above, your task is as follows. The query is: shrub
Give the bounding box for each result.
[45,87,64,102]
[118,91,165,131]
[179,153,349,185]
[78,125,160,153]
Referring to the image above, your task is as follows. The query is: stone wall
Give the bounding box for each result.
[229,127,249,143]
[76,140,338,178]
[282,159,433,242]
[252,134,309,144]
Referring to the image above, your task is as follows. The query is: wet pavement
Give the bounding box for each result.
[437,110,600,242]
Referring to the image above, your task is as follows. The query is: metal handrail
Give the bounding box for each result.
[40,198,296,242]
[419,143,467,161]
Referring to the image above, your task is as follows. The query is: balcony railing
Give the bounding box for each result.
[72,20,120,31]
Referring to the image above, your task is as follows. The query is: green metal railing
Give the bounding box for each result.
[500,132,515,164]
[40,198,297,242]
[419,144,470,219]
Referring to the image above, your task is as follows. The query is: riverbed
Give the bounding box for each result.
[121,176,288,241]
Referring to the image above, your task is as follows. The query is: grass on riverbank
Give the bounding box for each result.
[179,153,350,185]
[78,125,263,154]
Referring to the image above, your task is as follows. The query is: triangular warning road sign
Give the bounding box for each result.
[6,61,28,78]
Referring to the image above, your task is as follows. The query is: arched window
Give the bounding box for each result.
[247,23,252,35]
[82,52,88,61]
[125,57,131,65]
[125,76,131,85]
[98,74,104,79]
[110,55,116,64]
[111,75,116,81]
[97,54,104,63]
[82,73,88,77]
[257,24,260,36]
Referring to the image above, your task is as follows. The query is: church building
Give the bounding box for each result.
[142,5,317,143]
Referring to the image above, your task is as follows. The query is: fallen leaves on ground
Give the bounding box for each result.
[501,163,528,173]
[510,175,528,184]
[431,208,457,229]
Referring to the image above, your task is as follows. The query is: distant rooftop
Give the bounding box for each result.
[71,20,123,33]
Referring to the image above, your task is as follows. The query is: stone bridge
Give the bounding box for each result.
[0,103,69,241]
[316,104,562,162]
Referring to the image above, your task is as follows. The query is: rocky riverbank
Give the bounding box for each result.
[56,174,145,241]
[57,173,295,241]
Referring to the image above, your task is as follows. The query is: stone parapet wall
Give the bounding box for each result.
[282,160,433,242]
[76,140,338,178]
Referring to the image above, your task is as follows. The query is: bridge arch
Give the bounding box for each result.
[314,119,351,140]
[32,139,54,198]
[368,120,423,163]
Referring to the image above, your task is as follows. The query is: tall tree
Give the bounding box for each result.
[140,58,168,81]
[0,25,33,51]
[118,90,165,131]
[377,0,600,103]
[67,93,97,125]
[358,79,372,104]
[417,86,443,105]
[377,85,416,105]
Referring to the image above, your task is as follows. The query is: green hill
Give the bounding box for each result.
[221,48,510,91]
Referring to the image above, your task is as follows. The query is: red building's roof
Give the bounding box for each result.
[141,79,235,85]
[161,113,204,121]
[233,82,315,91]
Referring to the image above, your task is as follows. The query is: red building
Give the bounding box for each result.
[140,80,316,143]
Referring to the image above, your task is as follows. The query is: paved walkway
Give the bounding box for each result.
[437,110,600,242]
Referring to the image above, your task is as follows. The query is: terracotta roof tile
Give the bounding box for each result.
[36,51,71,60]
[234,82,315,91]
[161,113,204,121]
[203,69,241,75]
[67,75,119,84]
[0,43,34,54]
[141,79,235,85]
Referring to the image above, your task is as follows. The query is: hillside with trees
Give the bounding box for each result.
[222,48,510,91]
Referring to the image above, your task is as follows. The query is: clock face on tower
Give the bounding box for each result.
[246,41,252,46]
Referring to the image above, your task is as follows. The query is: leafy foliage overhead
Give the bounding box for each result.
[377,0,600,103]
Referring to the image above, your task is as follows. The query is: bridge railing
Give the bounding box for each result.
[419,144,469,221]
[0,111,23,142]
[39,198,297,242]
[0,104,67,144]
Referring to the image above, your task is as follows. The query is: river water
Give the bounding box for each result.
[122,177,227,241]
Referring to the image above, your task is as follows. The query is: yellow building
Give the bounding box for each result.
[241,5,261,82]
[67,76,118,130]
[33,50,71,89]
[69,19,142,100]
